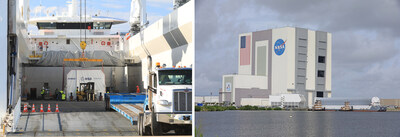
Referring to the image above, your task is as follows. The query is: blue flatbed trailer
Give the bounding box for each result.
[105,93,147,125]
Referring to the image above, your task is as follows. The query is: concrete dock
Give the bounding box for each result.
[7,101,138,136]
[5,101,187,136]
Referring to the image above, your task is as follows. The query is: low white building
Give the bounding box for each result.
[240,98,270,107]
[269,94,306,108]
[195,96,219,104]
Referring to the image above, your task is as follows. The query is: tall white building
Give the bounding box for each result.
[221,27,332,108]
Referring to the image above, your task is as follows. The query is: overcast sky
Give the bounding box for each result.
[195,0,400,99]
[29,0,173,33]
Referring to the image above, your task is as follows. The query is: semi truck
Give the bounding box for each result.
[105,56,192,135]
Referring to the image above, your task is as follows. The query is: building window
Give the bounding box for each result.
[66,39,70,44]
[318,70,325,77]
[240,36,246,48]
[56,23,93,29]
[318,56,325,63]
[37,23,56,29]
[93,22,112,29]
[316,91,323,97]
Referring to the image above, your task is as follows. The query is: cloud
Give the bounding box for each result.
[147,0,173,11]
[147,0,172,4]
[195,0,400,99]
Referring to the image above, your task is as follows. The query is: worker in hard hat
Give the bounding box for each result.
[55,88,60,101]
[41,87,45,100]
[60,90,66,101]
[76,87,79,101]
[136,85,140,93]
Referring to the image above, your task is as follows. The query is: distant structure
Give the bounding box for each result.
[195,96,219,104]
[221,27,332,108]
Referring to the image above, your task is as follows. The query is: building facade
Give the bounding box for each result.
[221,27,332,108]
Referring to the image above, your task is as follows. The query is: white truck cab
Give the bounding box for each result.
[139,61,192,135]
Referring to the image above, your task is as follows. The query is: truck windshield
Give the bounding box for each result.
[158,70,192,85]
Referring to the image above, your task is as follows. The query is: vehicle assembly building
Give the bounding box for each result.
[221,27,332,108]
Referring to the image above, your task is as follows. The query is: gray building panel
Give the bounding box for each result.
[315,31,327,93]
[297,61,307,69]
[163,33,179,48]
[223,92,232,102]
[252,30,272,76]
[298,39,308,46]
[316,31,327,41]
[316,77,325,85]
[295,28,308,94]
[128,64,143,93]
[219,92,223,103]
[256,46,267,76]
[298,54,307,61]
[171,28,188,46]
[296,83,306,91]
[298,47,308,55]
[297,68,306,76]
[163,10,178,33]
[252,30,273,93]
[317,65,326,71]
[169,10,179,30]
[234,88,270,106]
[317,48,327,56]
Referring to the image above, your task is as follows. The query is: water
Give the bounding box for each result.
[195,111,400,137]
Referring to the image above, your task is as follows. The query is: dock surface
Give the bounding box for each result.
[7,101,186,136]
[8,101,138,136]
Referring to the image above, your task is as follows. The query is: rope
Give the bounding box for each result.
[80,0,82,43]
[85,0,87,43]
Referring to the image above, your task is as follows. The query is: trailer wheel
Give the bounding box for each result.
[137,114,143,135]
[151,110,162,135]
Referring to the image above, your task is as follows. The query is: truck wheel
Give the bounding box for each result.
[151,110,162,135]
[176,126,191,135]
[144,126,151,135]
[184,126,192,135]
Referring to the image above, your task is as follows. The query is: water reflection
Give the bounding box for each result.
[196,111,400,137]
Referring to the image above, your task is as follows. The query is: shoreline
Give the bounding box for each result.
[195,105,400,112]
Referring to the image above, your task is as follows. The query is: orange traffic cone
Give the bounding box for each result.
[47,104,52,112]
[31,104,36,112]
[40,104,44,112]
[55,104,59,112]
[23,104,28,113]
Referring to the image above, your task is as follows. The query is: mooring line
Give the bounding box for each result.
[42,113,44,132]
[57,113,63,131]
[24,112,30,131]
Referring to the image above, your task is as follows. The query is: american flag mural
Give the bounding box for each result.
[240,35,251,65]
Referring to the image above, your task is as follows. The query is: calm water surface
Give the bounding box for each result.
[195,111,400,137]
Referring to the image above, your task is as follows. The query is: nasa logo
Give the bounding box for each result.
[274,39,286,56]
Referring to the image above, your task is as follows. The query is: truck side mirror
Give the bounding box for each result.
[148,86,157,93]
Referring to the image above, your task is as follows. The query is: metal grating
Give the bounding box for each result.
[173,91,192,111]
